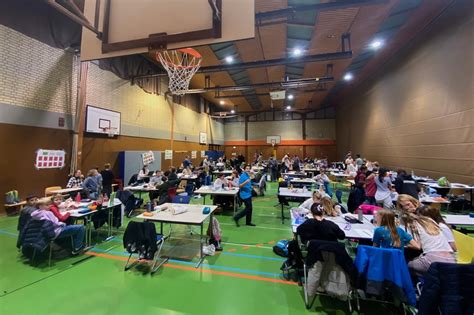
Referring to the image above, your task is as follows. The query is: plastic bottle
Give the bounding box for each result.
[358,207,363,222]
[302,186,307,193]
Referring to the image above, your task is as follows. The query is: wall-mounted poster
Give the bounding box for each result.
[35,149,66,169]
[199,132,207,144]
[201,151,206,157]
[142,151,154,165]
[165,150,173,160]
[191,151,197,159]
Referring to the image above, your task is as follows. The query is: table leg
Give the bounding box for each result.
[233,195,237,215]
[281,199,284,224]
[195,223,205,268]
[106,207,113,241]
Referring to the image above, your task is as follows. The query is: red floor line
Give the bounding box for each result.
[86,251,297,286]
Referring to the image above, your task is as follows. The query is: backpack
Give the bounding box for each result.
[5,190,19,204]
[438,177,450,187]
[273,239,289,257]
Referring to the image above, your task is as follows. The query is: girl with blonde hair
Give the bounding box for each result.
[373,210,419,250]
[397,194,421,214]
[321,196,340,217]
[399,203,455,276]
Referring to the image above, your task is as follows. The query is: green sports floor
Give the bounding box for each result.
[0,183,408,315]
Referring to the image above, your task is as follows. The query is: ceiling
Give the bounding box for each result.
[141,0,453,113]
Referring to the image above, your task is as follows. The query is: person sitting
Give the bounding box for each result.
[300,191,323,211]
[321,196,342,217]
[137,166,149,181]
[399,208,456,276]
[373,209,419,250]
[31,198,86,255]
[83,169,100,200]
[417,205,457,252]
[345,160,357,177]
[17,194,39,244]
[397,194,421,214]
[313,169,332,197]
[100,163,114,197]
[154,176,174,205]
[168,167,178,181]
[213,173,228,189]
[297,203,346,244]
[182,166,193,176]
[49,194,71,223]
[66,170,83,188]
[230,170,240,187]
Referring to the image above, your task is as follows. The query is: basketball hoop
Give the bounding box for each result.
[156,48,202,95]
[103,127,117,138]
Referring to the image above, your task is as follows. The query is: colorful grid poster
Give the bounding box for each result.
[35,149,66,169]
[142,151,154,165]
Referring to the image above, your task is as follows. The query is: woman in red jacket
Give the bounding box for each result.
[50,194,71,223]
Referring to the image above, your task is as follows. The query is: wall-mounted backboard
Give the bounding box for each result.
[85,105,121,135]
[81,0,255,61]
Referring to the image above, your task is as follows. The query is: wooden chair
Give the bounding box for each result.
[45,186,62,197]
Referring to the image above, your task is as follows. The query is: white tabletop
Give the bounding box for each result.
[290,209,374,239]
[61,201,96,218]
[194,185,239,196]
[102,198,122,208]
[290,178,316,184]
[303,168,319,172]
[282,172,307,177]
[278,188,313,198]
[330,172,351,177]
[178,174,198,180]
[124,184,158,191]
[420,182,474,190]
[50,187,83,194]
[213,170,233,175]
[136,203,217,225]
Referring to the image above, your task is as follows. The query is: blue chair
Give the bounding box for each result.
[185,183,195,195]
[172,195,191,204]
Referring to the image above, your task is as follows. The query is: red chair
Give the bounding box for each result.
[167,187,177,202]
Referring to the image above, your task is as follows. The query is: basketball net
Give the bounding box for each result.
[271,139,276,147]
[156,48,202,95]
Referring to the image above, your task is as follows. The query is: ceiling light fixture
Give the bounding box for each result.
[343,73,353,81]
[219,100,224,105]
[292,48,303,57]
[370,39,383,50]
[286,105,291,110]
[225,56,234,63]
[230,109,235,114]
[287,94,294,100]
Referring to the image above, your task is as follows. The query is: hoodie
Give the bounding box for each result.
[31,209,65,237]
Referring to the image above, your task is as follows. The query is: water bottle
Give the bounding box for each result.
[358,207,363,222]
[147,201,152,211]
[302,186,307,193]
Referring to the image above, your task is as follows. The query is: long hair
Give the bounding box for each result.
[417,205,448,226]
[377,210,401,248]
[400,212,440,241]
[321,196,338,217]
[378,167,388,183]
[397,194,421,213]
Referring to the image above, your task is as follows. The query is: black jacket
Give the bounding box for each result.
[20,219,56,252]
[419,262,474,315]
[296,219,345,244]
[16,206,36,248]
[306,240,356,282]
[123,221,158,260]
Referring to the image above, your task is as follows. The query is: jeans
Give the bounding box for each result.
[57,224,85,250]
[234,197,253,224]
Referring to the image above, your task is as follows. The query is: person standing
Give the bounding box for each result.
[233,164,255,227]
[100,163,115,197]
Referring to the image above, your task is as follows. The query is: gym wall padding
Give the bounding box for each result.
[336,2,474,184]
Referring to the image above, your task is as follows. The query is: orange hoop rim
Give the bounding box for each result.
[156,48,202,70]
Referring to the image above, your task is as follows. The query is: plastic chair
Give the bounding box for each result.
[172,195,191,204]
[453,230,474,264]
[45,186,62,197]
[167,187,177,202]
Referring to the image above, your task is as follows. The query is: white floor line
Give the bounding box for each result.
[219,222,291,231]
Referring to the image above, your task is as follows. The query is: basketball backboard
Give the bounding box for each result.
[80,0,255,61]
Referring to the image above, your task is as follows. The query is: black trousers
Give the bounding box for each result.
[234,197,253,224]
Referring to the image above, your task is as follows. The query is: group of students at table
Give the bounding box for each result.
[290,190,456,277]
[66,163,115,198]
[19,194,88,255]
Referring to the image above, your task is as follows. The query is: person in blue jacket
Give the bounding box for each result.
[233,164,255,227]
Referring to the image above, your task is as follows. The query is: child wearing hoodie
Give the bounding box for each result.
[31,198,86,255]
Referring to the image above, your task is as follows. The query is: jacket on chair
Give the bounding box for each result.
[418,262,474,315]
[354,245,416,306]
[20,219,56,252]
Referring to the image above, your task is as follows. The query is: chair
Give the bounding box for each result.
[167,187,177,202]
[45,186,62,197]
[303,240,357,312]
[452,230,474,264]
[172,195,191,204]
[185,182,195,195]
[205,175,211,186]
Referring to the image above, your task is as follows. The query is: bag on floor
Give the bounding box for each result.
[273,239,289,257]
[5,191,15,204]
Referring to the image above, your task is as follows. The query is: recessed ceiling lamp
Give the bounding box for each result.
[286,105,291,110]
[370,39,383,50]
[219,100,224,105]
[287,94,294,100]
[230,109,235,114]
[292,48,303,57]
[343,73,353,81]
[225,56,234,63]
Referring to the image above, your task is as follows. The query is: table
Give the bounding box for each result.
[50,187,83,195]
[303,168,320,177]
[290,209,374,240]
[136,203,217,268]
[278,188,313,224]
[194,186,239,214]
[63,202,97,247]
[124,184,159,199]
[282,172,308,178]
[363,214,474,227]
[330,172,351,179]
[290,178,316,188]
[178,174,198,180]
[420,182,474,209]
[252,166,265,172]
[212,170,233,180]
[101,198,123,240]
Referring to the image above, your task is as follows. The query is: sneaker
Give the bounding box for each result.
[233,217,240,227]
[246,223,256,227]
